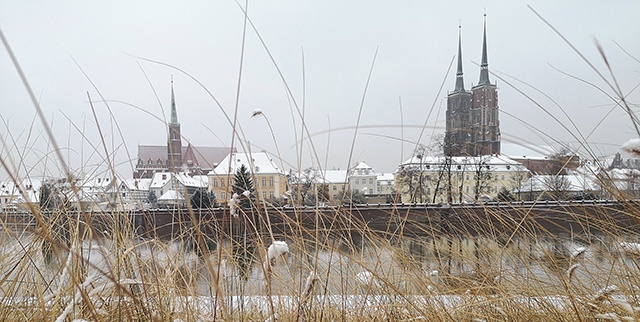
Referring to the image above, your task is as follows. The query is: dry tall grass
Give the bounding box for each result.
[1,7,640,322]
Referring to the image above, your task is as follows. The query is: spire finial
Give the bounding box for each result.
[454,22,465,92]
[170,76,178,125]
[478,12,490,85]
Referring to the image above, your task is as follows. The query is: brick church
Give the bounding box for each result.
[444,15,501,157]
[133,80,231,179]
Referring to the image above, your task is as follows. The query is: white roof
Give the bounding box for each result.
[150,172,172,188]
[605,168,640,190]
[158,190,185,201]
[80,176,114,189]
[519,174,600,192]
[0,178,42,203]
[377,173,395,182]
[124,178,152,191]
[320,170,349,184]
[398,154,525,173]
[175,173,208,188]
[209,152,283,176]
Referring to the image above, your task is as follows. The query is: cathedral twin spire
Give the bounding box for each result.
[455,14,491,91]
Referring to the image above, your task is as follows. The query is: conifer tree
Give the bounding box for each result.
[233,164,255,208]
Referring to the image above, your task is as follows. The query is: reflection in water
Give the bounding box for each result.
[0,230,638,301]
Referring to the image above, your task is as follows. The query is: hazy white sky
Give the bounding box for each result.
[1,1,639,180]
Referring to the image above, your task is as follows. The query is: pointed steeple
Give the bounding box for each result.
[454,24,466,92]
[478,14,490,85]
[170,76,179,125]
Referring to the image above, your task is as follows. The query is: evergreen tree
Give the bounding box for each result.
[146,190,157,206]
[233,164,255,208]
[231,164,258,280]
[190,188,216,208]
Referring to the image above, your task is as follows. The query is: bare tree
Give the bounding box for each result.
[544,175,572,200]
[472,156,495,201]
[509,165,529,201]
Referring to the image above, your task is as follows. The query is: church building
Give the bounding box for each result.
[134,80,231,179]
[444,15,501,157]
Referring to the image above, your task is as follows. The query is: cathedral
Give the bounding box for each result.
[444,16,500,157]
[133,80,231,179]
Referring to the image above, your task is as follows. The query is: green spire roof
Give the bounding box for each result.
[170,76,178,125]
[454,24,465,92]
[478,14,490,85]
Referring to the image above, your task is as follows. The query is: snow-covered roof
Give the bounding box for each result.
[175,173,208,188]
[150,172,172,188]
[398,154,526,173]
[604,168,640,190]
[320,170,349,184]
[123,178,152,191]
[209,152,283,176]
[377,173,394,182]
[80,177,115,189]
[519,174,600,192]
[158,190,185,201]
[0,178,42,203]
[501,142,554,160]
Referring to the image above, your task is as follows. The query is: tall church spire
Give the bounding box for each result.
[454,24,465,92]
[478,14,490,85]
[170,76,179,125]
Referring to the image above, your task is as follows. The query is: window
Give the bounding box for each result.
[369,189,373,194]
[369,178,373,184]
[466,186,469,193]
[269,191,274,198]
[221,179,225,187]
[354,179,359,184]
[501,175,504,180]
[213,179,218,187]
[221,192,226,200]
[333,186,337,190]
[262,178,267,187]
[262,191,267,199]
[269,177,274,187]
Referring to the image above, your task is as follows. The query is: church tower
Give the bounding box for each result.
[167,78,183,172]
[444,25,473,157]
[469,14,500,155]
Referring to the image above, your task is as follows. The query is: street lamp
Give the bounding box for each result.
[251,109,285,172]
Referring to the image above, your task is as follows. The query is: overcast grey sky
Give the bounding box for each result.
[1,1,639,180]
